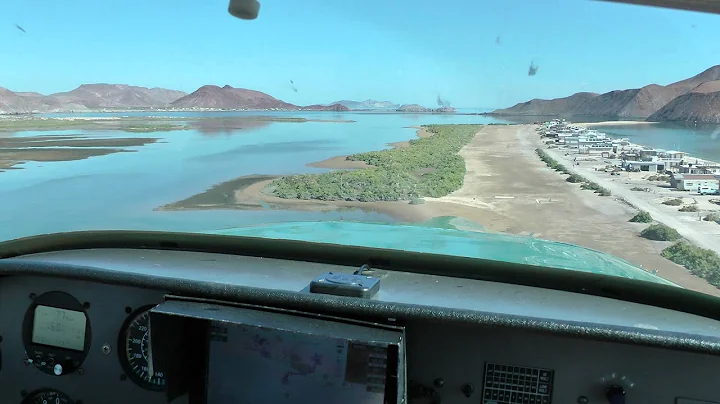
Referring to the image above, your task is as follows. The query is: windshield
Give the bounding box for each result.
[3,0,720,298]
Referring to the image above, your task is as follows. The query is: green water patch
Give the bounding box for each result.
[410,216,487,232]
[204,220,674,285]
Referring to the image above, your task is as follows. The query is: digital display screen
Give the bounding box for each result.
[207,322,389,404]
[31,305,87,351]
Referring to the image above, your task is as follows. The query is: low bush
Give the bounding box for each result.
[629,211,653,223]
[566,174,585,183]
[704,213,720,222]
[662,242,720,287]
[647,174,670,182]
[640,224,682,241]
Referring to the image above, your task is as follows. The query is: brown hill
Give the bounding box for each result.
[666,65,720,91]
[0,87,77,113]
[170,85,297,110]
[492,65,720,120]
[689,80,720,94]
[492,86,683,119]
[648,88,720,123]
[52,84,186,109]
[491,92,599,116]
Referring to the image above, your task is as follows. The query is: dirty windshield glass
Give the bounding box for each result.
[2,0,720,298]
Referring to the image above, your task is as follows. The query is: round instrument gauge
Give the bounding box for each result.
[118,305,166,391]
[22,389,74,404]
[22,291,91,377]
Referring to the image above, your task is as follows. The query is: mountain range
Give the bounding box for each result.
[0,84,189,113]
[0,84,392,114]
[491,65,720,123]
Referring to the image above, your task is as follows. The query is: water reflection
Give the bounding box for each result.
[189,117,274,135]
[0,111,503,241]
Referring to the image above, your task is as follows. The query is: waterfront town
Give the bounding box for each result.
[538,119,720,194]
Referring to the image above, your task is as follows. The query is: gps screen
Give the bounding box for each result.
[206,322,390,404]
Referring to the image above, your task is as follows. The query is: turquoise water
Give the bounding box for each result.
[595,122,720,162]
[0,112,505,241]
[207,221,675,285]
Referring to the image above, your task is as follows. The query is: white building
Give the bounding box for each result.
[624,161,666,173]
[670,174,720,191]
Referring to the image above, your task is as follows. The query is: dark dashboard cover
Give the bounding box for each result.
[149,297,406,404]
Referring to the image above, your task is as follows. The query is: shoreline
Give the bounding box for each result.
[581,120,657,127]
[0,115,356,132]
[158,126,441,221]
[553,120,720,167]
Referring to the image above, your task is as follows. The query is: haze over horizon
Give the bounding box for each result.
[3,0,720,109]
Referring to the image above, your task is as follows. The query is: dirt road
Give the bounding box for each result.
[425,124,720,296]
[544,147,720,255]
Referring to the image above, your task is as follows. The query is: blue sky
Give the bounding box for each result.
[2,0,719,108]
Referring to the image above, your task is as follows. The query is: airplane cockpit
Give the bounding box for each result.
[0,230,719,404]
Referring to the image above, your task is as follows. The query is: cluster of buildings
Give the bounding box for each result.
[537,119,720,193]
[537,119,628,157]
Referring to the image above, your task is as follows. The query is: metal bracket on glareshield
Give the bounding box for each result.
[308,270,381,299]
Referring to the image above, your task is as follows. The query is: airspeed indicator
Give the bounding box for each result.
[118,305,166,391]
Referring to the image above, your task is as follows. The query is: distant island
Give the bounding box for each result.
[331,99,399,110]
[0,83,444,115]
[397,104,456,113]
[489,65,720,123]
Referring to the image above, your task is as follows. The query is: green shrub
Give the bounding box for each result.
[579,181,610,196]
[597,188,612,196]
[647,175,670,182]
[272,124,480,202]
[566,174,585,183]
[679,205,699,212]
[409,198,425,205]
[630,187,647,191]
[704,213,720,222]
[662,242,720,287]
[640,224,682,241]
[535,149,605,194]
[662,198,683,206]
[630,211,653,223]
